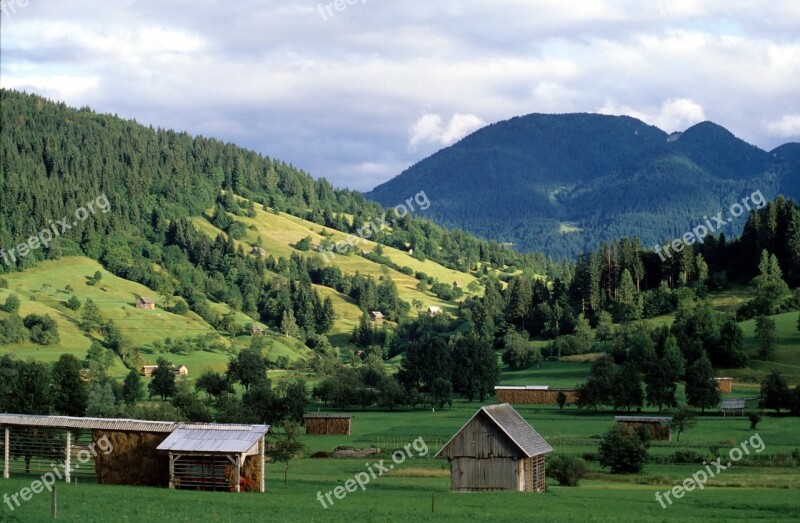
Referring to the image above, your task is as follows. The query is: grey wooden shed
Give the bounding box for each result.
[435,403,553,492]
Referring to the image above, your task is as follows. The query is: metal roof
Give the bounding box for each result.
[0,414,177,433]
[615,416,672,424]
[303,414,353,419]
[435,403,553,459]
[720,399,746,409]
[157,423,270,454]
[494,385,549,390]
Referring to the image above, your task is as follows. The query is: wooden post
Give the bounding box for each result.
[3,427,9,479]
[259,437,265,493]
[51,486,57,519]
[168,454,176,489]
[64,432,71,484]
[235,455,241,493]
[431,492,435,512]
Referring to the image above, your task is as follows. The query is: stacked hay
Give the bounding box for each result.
[92,430,170,486]
[240,454,262,492]
[304,416,351,435]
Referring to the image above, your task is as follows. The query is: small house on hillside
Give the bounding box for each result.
[427,306,441,316]
[251,324,266,337]
[370,311,384,324]
[251,247,267,257]
[435,403,553,492]
[136,296,156,310]
[715,377,733,393]
[615,416,672,441]
[452,281,462,289]
[142,364,189,377]
[303,414,353,435]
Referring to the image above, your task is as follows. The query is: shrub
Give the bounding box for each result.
[598,425,649,474]
[547,455,588,486]
[748,412,762,430]
[673,450,701,464]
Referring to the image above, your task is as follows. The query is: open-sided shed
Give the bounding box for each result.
[495,386,577,405]
[615,416,672,441]
[157,424,270,492]
[435,403,553,492]
[0,414,176,485]
[720,398,746,417]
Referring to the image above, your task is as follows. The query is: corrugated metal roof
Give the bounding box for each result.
[157,423,270,454]
[303,414,353,419]
[0,413,177,433]
[435,403,553,459]
[615,416,672,423]
[721,399,746,409]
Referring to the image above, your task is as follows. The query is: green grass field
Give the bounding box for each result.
[2,399,798,522]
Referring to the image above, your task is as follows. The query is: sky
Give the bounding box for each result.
[1,0,799,192]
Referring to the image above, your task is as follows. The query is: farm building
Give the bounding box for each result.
[0,414,176,486]
[720,398,746,417]
[251,324,266,336]
[435,403,553,492]
[157,424,270,492]
[141,364,189,377]
[303,414,353,435]
[715,377,733,393]
[614,416,672,441]
[427,306,442,316]
[136,296,156,310]
[452,281,462,289]
[370,311,384,324]
[251,246,267,257]
[495,386,577,405]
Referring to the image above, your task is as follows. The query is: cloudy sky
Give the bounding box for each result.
[1,0,799,191]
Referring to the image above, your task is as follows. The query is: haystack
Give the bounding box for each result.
[92,430,170,486]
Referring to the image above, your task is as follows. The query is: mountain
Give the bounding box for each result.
[367,114,799,257]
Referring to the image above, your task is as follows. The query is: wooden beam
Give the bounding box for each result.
[3,427,9,479]
[259,437,265,493]
[64,432,71,483]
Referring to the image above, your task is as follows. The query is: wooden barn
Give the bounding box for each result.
[158,424,270,492]
[615,416,672,441]
[495,386,577,405]
[370,311,384,324]
[715,377,733,393]
[1,414,176,486]
[136,296,156,310]
[435,403,553,492]
[303,414,353,435]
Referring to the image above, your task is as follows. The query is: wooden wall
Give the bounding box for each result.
[495,389,577,405]
[450,457,518,491]
[304,417,351,435]
[715,379,733,393]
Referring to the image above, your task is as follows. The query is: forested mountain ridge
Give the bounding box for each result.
[367,113,799,257]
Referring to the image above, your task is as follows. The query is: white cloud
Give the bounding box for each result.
[766,114,800,137]
[598,97,706,132]
[408,113,485,151]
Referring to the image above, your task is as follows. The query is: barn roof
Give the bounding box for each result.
[0,413,177,433]
[615,416,672,424]
[720,398,746,409]
[157,423,270,454]
[435,403,553,458]
[303,414,353,419]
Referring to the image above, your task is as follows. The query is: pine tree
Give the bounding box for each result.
[684,352,719,413]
